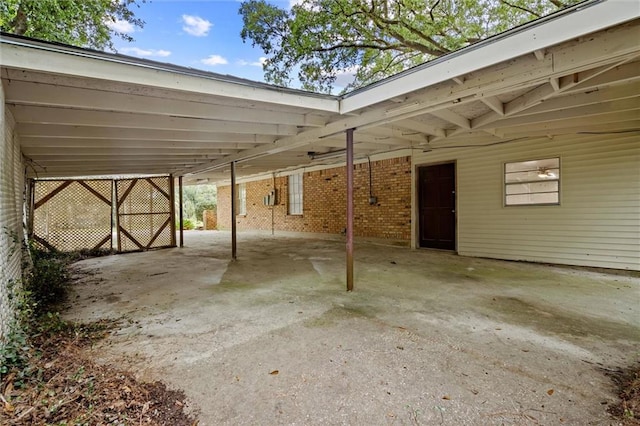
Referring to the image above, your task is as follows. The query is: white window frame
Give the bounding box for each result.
[288,174,303,215]
[237,183,246,216]
[504,157,560,206]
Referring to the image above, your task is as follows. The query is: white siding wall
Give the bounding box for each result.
[0,84,25,345]
[412,133,640,270]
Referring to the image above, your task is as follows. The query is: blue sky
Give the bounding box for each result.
[108,0,295,83]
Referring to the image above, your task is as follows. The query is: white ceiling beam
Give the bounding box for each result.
[11,105,299,135]
[33,159,209,167]
[22,147,237,156]
[16,124,279,142]
[28,154,224,161]
[514,81,640,117]
[393,119,447,137]
[561,60,640,92]
[430,109,471,129]
[484,99,640,130]
[479,96,505,116]
[360,126,428,144]
[472,56,638,130]
[3,80,328,128]
[20,138,256,150]
[340,1,640,113]
[0,41,339,113]
[501,120,640,139]
[498,111,640,136]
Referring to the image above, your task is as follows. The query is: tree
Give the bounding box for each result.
[240,0,579,93]
[0,0,145,50]
[180,184,217,223]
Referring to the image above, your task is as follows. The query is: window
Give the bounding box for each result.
[237,183,246,215]
[505,158,560,206]
[288,174,303,215]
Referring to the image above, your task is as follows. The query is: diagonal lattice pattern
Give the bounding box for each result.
[33,180,112,252]
[116,177,173,252]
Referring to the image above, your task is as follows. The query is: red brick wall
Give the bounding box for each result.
[217,156,411,240]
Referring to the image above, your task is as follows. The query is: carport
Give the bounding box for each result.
[2,0,639,287]
[1,1,639,423]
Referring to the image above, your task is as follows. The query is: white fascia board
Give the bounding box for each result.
[0,40,339,113]
[340,0,640,114]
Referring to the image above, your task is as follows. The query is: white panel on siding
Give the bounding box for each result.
[0,84,25,346]
[413,133,640,270]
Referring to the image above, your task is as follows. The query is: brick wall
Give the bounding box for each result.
[1,84,26,347]
[217,156,411,240]
[203,209,217,230]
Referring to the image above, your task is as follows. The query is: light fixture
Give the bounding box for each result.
[308,149,347,160]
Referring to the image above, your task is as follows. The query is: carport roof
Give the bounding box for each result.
[1,0,638,183]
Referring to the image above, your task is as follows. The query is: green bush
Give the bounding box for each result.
[26,245,71,310]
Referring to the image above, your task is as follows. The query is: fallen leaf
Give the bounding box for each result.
[547,389,554,395]
[270,370,279,375]
[442,395,451,400]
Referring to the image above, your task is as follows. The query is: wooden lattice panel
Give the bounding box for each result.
[32,180,112,252]
[116,177,174,252]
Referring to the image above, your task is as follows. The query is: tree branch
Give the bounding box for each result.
[500,0,542,18]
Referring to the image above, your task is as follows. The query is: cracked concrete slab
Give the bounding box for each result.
[63,230,639,425]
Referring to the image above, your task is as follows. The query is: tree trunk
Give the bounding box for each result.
[11,2,28,35]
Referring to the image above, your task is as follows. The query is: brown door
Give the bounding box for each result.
[418,163,456,250]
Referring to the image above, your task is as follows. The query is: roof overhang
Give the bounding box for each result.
[1,0,638,183]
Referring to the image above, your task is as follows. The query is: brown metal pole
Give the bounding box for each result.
[178,176,184,247]
[346,128,354,291]
[231,161,237,260]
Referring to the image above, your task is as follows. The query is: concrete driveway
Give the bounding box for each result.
[64,231,639,425]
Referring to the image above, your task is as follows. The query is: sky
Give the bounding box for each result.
[107,0,297,84]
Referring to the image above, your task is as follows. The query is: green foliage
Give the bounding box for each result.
[0,0,145,50]
[0,326,29,377]
[181,218,195,230]
[26,244,70,310]
[239,0,580,93]
[1,236,74,382]
[181,184,217,223]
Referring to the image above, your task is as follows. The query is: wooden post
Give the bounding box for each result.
[346,128,354,292]
[168,175,176,247]
[231,161,237,260]
[178,175,184,247]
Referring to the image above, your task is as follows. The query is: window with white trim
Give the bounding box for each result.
[288,174,303,215]
[505,158,560,206]
[237,183,246,215]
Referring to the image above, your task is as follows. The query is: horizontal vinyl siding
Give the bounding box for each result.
[413,133,640,270]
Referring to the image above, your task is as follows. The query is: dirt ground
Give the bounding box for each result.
[62,230,640,425]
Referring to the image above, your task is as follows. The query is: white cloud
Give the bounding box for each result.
[201,55,228,66]
[121,47,172,58]
[181,15,212,37]
[237,56,267,67]
[106,19,136,33]
[332,65,359,88]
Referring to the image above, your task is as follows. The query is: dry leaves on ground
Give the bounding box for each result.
[0,320,197,425]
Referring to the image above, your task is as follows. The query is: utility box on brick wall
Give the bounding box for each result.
[203,209,217,230]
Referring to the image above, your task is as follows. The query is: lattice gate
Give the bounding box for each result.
[115,177,176,252]
[31,176,176,253]
[32,179,113,252]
